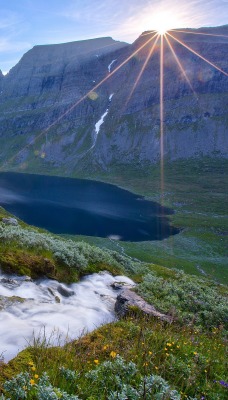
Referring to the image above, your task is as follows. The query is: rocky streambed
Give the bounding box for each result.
[0,271,135,362]
[0,268,172,363]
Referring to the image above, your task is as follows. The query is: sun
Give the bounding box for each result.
[139,5,190,37]
[150,11,179,35]
[157,25,168,35]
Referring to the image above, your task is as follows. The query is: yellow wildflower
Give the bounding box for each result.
[148,351,152,355]
[30,379,35,385]
[94,359,99,364]
[166,343,172,347]
[34,374,39,379]
[110,351,117,358]
[31,366,36,371]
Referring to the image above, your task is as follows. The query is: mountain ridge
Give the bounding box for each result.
[0,26,227,174]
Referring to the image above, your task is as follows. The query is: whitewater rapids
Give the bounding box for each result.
[0,271,134,362]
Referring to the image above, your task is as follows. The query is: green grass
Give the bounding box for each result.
[0,313,227,399]
[64,158,228,284]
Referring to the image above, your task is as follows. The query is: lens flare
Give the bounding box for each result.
[2,17,228,186]
[160,34,164,197]
[125,33,159,107]
[140,6,191,36]
[171,29,228,39]
[165,34,196,96]
[167,32,228,77]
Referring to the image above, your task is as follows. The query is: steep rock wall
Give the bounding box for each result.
[0,27,227,173]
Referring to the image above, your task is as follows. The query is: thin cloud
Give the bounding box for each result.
[0,9,24,31]
[0,0,227,71]
[60,0,134,30]
[0,38,31,53]
[0,8,31,58]
[59,0,228,43]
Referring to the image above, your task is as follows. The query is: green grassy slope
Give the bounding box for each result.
[66,158,227,284]
[0,164,227,399]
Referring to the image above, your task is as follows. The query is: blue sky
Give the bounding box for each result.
[0,0,227,73]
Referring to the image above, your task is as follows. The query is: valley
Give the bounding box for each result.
[0,19,227,400]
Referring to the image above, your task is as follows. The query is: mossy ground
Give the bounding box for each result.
[0,207,123,282]
[0,313,227,399]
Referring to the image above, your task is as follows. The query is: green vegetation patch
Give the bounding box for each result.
[67,158,228,283]
[0,314,227,399]
[0,223,146,282]
[137,268,228,330]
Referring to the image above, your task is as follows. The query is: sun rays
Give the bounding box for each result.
[122,26,228,199]
[160,34,164,197]
[167,31,228,77]
[170,29,228,39]
[2,24,228,180]
[125,33,159,108]
[2,33,157,168]
[165,35,196,96]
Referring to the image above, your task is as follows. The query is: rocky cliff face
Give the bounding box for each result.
[0,27,227,174]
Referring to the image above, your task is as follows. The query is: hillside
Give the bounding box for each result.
[0,209,227,399]
[0,27,227,174]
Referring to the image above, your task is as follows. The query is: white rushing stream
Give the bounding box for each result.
[0,271,134,362]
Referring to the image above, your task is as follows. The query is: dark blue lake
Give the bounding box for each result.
[0,172,179,241]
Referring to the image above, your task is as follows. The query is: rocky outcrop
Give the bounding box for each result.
[0,27,227,173]
[115,288,172,322]
[0,295,25,311]
[2,218,18,226]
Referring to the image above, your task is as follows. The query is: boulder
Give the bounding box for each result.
[47,287,61,303]
[2,218,18,226]
[111,281,134,291]
[57,284,75,297]
[0,278,19,288]
[115,289,172,323]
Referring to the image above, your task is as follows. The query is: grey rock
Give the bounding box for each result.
[48,287,56,297]
[55,296,61,303]
[0,278,19,288]
[111,281,134,290]
[2,218,18,226]
[115,288,172,322]
[23,276,33,282]
[0,27,227,173]
[57,284,75,297]
[47,287,61,303]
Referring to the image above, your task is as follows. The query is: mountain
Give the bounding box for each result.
[0,27,227,174]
